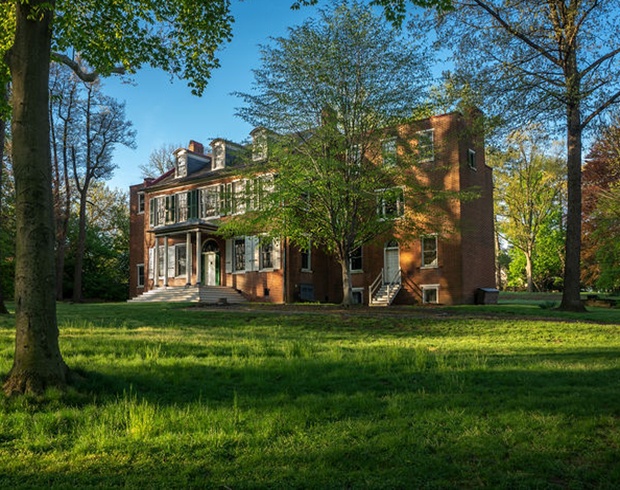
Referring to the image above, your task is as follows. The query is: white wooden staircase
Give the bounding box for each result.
[369,268,402,306]
[129,285,247,304]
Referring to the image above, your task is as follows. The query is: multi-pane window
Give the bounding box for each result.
[137,264,145,288]
[468,149,477,170]
[176,193,188,222]
[176,155,187,178]
[201,187,218,218]
[422,285,439,304]
[381,138,397,167]
[421,236,438,268]
[376,187,405,219]
[351,288,364,305]
[187,189,199,219]
[213,142,225,169]
[138,193,145,214]
[165,195,176,224]
[416,129,434,162]
[301,241,311,271]
[175,245,187,276]
[260,239,273,269]
[253,132,268,161]
[234,238,245,272]
[149,198,157,226]
[349,247,363,271]
[149,196,167,227]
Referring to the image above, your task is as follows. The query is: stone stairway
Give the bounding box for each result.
[129,285,247,304]
[369,283,401,307]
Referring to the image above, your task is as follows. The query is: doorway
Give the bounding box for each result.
[384,239,400,282]
[202,240,220,286]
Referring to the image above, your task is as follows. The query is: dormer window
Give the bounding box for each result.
[175,149,188,178]
[212,140,226,170]
[252,129,268,162]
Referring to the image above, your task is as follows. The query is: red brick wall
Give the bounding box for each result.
[128,112,495,305]
[128,183,146,298]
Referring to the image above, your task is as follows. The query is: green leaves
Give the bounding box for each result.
[53,0,233,95]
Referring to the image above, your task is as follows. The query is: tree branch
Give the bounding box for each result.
[581,47,620,79]
[469,0,560,66]
[582,88,620,129]
[52,52,126,82]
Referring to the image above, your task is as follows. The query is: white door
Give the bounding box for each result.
[205,252,217,286]
[384,241,400,283]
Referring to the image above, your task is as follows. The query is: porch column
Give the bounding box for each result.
[196,230,202,285]
[163,235,169,287]
[153,236,159,288]
[186,232,192,286]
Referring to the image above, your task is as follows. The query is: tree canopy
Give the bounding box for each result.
[1,0,233,395]
[223,1,451,305]
[582,117,620,292]
[491,128,565,292]
[423,0,620,310]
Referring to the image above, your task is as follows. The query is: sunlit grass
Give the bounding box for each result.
[0,302,619,487]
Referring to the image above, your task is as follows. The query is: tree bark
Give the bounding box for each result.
[340,257,352,306]
[3,0,69,395]
[0,83,11,315]
[525,248,534,293]
[559,60,586,311]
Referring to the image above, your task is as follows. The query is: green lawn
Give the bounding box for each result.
[0,302,619,488]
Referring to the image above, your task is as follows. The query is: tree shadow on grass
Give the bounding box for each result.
[73,346,620,418]
[4,346,620,489]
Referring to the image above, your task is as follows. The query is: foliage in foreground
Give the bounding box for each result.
[0,303,619,488]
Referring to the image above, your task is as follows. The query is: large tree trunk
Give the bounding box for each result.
[0,84,11,315]
[559,93,586,311]
[3,0,69,395]
[525,248,534,293]
[340,257,352,306]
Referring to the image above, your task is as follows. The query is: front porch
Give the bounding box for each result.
[148,222,224,290]
[129,285,247,304]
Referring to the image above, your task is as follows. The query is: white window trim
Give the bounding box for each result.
[175,244,187,277]
[259,238,275,271]
[416,129,435,163]
[301,240,312,272]
[349,247,363,273]
[376,186,405,221]
[421,235,438,269]
[468,148,477,171]
[351,287,364,305]
[137,192,145,214]
[381,137,397,167]
[137,263,145,288]
[421,284,440,304]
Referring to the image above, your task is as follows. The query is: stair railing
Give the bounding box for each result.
[384,268,402,305]
[369,268,384,304]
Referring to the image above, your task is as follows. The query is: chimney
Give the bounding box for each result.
[188,140,204,154]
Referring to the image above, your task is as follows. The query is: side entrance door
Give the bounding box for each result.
[384,240,400,283]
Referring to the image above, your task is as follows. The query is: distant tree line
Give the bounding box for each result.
[0,63,133,304]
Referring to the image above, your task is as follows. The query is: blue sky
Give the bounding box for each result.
[105,0,335,191]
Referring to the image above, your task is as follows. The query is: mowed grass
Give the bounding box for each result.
[0,302,619,488]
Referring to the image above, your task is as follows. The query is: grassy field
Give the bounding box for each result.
[0,301,619,488]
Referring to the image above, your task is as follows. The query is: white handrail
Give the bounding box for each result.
[369,268,384,302]
[385,268,402,305]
